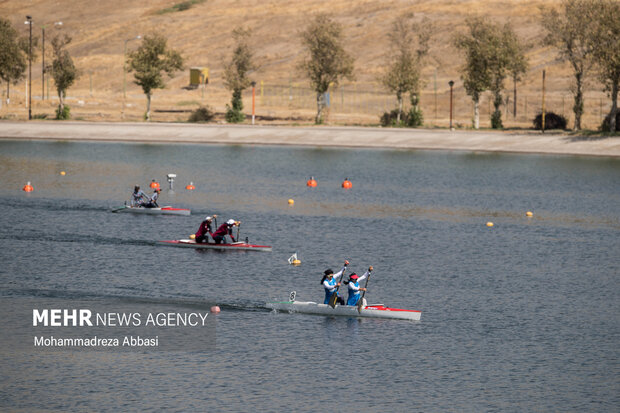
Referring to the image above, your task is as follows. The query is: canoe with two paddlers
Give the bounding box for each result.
[157,239,272,252]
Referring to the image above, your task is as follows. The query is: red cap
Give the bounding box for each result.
[349,273,359,280]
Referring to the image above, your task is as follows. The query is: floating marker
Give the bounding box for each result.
[23,181,33,192]
[288,252,301,265]
[306,176,317,187]
[210,306,221,314]
[189,234,196,240]
[342,178,352,189]
[288,199,294,205]
[186,182,195,190]
[486,222,494,227]
[526,211,533,217]
[150,179,160,189]
[60,171,66,176]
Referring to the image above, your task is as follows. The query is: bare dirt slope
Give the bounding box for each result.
[0,0,612,128]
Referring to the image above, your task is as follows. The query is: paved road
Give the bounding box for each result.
[1,121,618,157]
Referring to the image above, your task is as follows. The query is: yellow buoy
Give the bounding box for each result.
[486,222,494,227]
[60,171,66,176]
[288,199,294,205]
[526,211,533,217]
[189,234,196,240]
[292,259,301,266]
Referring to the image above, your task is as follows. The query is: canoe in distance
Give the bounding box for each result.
[112,205,191,216]
[158,239,272,252]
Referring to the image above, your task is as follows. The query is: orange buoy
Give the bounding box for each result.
[185,182,195,190]
[150,179,160,189]
[306,176,317,187]
[342,178,352,189]
[210,306,221,314]
[23,181,33,192]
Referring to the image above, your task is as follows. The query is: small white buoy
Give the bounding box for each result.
[210,306,221,314]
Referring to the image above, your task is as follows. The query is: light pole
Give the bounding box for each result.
[251,81,256,125]
[448,80,454,130]
[122,35,141,119]
[25,16,32,120]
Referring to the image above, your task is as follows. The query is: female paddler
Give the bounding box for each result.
[320,260,348,305]
[345,266,373,306]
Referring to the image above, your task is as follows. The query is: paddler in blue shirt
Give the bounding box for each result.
[321,260,348,305]
[345,266,372,306]
[144,188,161,208]
[131,185,148,207]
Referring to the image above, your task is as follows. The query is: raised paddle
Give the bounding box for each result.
[235,221,241,243]
[328,261,348,308]
[357,266,373,313]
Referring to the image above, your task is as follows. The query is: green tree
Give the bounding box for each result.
[589,0,620,131]
[51,34,79,119]
[299,14,354,124]
[454,18,494,129]
[0,18,27,105]
[127,33,184,121]
[223,27,256,123]
[541,0,598,130]
[455,18,527,129]
[381,15,431,124]
[506,32,529,118]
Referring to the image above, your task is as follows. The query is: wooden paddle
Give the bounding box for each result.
[328,261,348,308]
[357,266,373,313]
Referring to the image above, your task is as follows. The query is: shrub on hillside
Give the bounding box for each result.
[188,106,215,123]
[532,112,567,130]
[600,111,620,132]
[55,105,71,120]
[380,108,424,128]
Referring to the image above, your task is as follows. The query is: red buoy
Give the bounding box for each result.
[342,178,352,189]
[150,180,160,189]
[306,176,317,187]
[186,182,195,190]
[23,181,33,192]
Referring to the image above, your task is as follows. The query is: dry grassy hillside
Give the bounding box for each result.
[0,0,613,128]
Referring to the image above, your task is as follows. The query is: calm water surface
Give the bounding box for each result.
[0,139,618,412]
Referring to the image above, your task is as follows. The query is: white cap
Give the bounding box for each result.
[226,219,235,225]
[205,216,212,221]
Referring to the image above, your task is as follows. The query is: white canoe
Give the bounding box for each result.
[112,205,191,216]
[266,299,421,321]
[158,239,272,252]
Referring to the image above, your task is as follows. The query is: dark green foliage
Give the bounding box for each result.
[158,0,205,14]
[224,28,255,124]
[188,105,215,123]
[380,107,424,128]
[532,112,568,130]
[491,110,503,129]
[406,106,424,127]
[55,105,70,120]
[600,111,620,132]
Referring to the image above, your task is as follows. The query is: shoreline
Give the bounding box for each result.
[1,121,619,157]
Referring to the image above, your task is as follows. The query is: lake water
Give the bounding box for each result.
[0,139,618,412]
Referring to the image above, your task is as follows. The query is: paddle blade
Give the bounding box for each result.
[357,299,363,313]
[328,293,338,308]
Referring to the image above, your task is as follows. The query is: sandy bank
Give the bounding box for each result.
[0,121,618,157]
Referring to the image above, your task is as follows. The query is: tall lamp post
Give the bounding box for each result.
[251,81,256,125]
[448,80,454,130]
[122,35,141,119]
[25,16,32,120]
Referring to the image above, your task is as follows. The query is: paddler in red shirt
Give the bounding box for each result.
[195,215,216,243]
[212,219,238,244]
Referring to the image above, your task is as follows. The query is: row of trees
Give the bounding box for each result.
[0,17,77,119]
[1,0,617,130]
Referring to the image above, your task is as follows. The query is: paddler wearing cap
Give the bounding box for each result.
[320,260,349,305]
[131,185,148,207]
[212,219,238,244]
[345,266,373,306]
[195,215,217,243]
[144,188,161,208]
